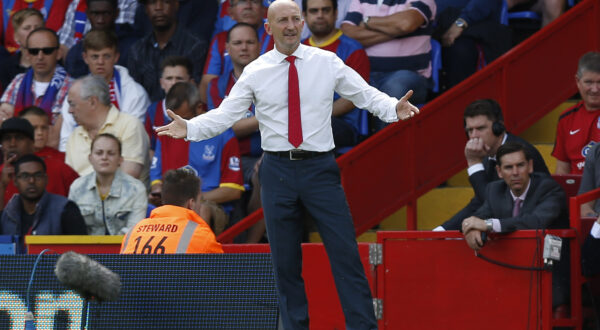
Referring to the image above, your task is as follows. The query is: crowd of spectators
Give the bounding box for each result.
[0,0,585,250]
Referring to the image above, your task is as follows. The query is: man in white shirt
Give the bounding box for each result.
[156,1,418,328]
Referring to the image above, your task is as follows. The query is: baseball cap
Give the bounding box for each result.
[0,118,34,141]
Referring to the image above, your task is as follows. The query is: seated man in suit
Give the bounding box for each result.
[434,99,549,231]
[461,142,567,248]
[583,215,600,275]
[462,141,569,312]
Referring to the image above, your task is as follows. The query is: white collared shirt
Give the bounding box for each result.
[187,44,399,151]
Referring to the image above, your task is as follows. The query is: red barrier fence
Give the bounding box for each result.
[377,230,578,329]
[217,0,600,242]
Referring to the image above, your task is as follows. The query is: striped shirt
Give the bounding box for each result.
[342,0,436,77]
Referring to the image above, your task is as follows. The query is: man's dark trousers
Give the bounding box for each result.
[259,151,377,330]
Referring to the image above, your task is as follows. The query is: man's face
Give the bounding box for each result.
[265,1,304,54]
[160,66,191,93]
[14,15,43,47]
[576,71,600,111]
[26,30,59,79]
[148,182,162,207]
[497,150,533,197]
[229,0,264,27]
[226,26,260,68]
[465,115,500,155]
[87,1,118,30]
[67,83,95,129]
[1,132,34,160]
[303,0,336,38]
[89,136,123,176]
[83,47,119,81]
[14,161,47,202]
[145,0,179,31]
[21,114,49,152]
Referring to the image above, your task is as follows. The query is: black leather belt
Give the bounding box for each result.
[266,150,331,160]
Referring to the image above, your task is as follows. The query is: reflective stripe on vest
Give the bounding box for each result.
[176,221,199,253]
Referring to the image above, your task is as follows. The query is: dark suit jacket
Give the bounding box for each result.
[441,133,550,230]
[583,233,600,276]
[473,172,567,232]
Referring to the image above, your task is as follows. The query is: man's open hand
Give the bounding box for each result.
[395,90,420,121]
[155,110,188,139]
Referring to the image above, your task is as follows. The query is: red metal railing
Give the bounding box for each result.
[218,0,600,243]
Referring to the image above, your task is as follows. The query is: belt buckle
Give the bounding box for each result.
[289,149,302,160]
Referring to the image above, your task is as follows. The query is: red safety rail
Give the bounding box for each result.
[217,0,600,243]
[377,230,578,329]
[568,187,600,327]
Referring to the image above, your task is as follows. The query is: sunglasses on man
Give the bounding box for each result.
[27,47,58,56]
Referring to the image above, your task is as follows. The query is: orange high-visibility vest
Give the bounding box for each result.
[120,205,224,254]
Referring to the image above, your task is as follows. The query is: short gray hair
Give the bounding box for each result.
[76,75,111,106]
[577,52,600,77]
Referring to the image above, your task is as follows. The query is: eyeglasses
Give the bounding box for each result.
[16,172,46,181]
[27,47,58,56]
[149,192,161,198]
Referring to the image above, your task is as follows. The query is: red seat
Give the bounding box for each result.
[552,174,582,198]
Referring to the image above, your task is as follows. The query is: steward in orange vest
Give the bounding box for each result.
[120,168,223,254]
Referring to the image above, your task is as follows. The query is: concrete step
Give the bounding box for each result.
[520,100,577,144]
[535,143,556,174]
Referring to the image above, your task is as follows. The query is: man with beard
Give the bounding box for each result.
[0,154,86,236]
[127,0,207,102]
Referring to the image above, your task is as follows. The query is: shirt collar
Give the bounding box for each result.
[99,105,120,133]
[272,43,306,63]
[307,29,342,48]
[85,169,124,197]
[510,175,532,201]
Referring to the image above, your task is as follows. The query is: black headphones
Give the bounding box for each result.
[464,99,506,138]
[489,99,506,137]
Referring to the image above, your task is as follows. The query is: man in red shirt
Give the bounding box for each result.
[553,51,600,174]
[0,117,78,209]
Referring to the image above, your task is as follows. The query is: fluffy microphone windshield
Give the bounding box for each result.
[54,251,121,302]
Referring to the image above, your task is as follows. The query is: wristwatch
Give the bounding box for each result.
[454,18,468,29]
[485,219,493,232]
[363,16,370,27]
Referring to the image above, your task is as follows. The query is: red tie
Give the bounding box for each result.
[286,56,303,148]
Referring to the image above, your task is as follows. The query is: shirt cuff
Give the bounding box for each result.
[591,222,600,239]
[467,163,484,176]
[432,226,445,232]
[490,218,501,233]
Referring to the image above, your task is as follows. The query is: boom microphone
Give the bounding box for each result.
[54,251,121,302]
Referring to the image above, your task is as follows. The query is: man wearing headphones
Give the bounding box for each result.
[434,99,550,231]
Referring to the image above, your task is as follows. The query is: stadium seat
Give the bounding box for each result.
[0,235,19,255]
[552,174,582,197]
[335,109,370,155]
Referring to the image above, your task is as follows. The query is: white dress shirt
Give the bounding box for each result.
[187,44,399,152]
